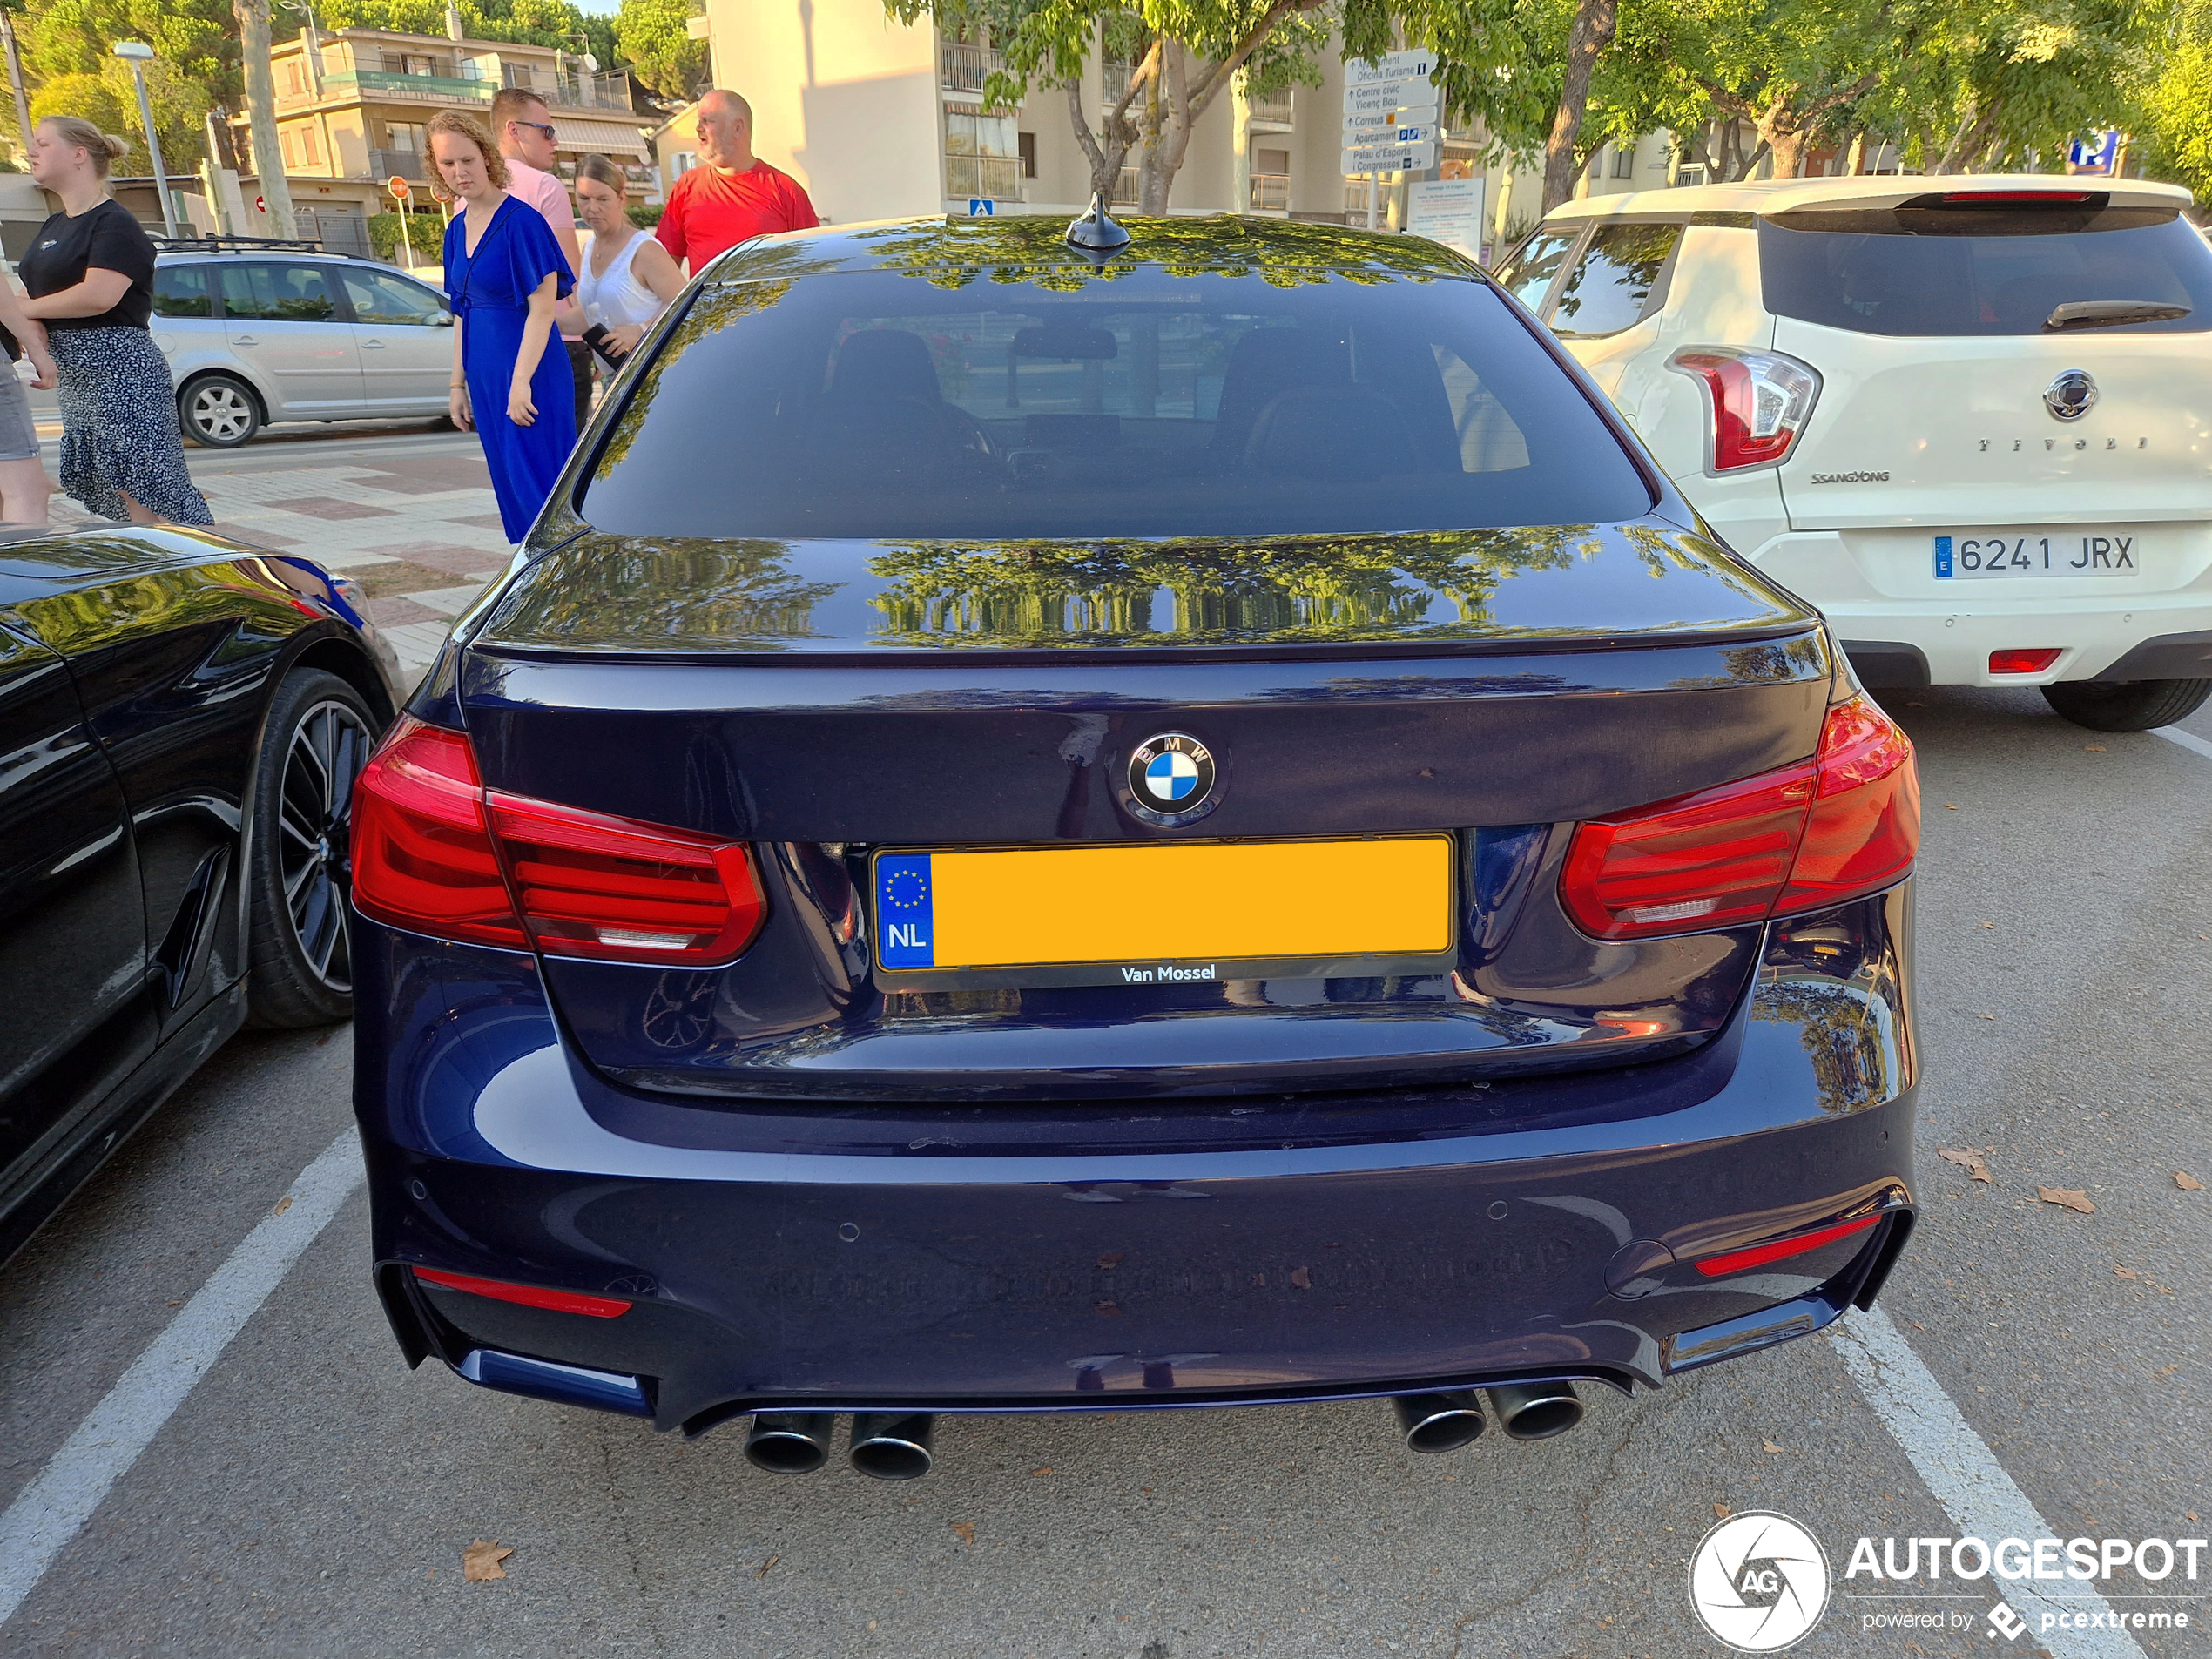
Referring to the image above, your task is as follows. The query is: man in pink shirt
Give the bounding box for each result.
[492,87,592,429]
[656,91,819,274]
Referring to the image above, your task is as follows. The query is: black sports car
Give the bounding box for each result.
[0,525,401,1260]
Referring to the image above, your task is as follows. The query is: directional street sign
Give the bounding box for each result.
[1340,140,1439,173]
[1344,49,1434,85]
[1343,78,1440,116]
[1342,114,1437,145]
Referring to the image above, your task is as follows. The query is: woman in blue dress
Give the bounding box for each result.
[428,110,577,543]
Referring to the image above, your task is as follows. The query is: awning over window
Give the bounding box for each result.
[552,117,653,159]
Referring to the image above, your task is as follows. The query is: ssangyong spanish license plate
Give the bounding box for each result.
[869,836,1456,990]
[1934,531,2145,578]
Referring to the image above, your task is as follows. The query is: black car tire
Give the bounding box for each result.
[246,670,379,1028]
[179,374,263,449]
[2040,677,2212,732]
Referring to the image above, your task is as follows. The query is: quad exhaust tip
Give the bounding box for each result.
[743,1411,834,1474]
[1486,1380,1585,1440]
[849,1412,936,1480]
[1393,1391,1487,1453]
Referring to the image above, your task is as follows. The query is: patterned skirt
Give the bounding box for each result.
[47,326,213,526]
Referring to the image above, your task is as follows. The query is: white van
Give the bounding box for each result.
[1500,175,2212,731]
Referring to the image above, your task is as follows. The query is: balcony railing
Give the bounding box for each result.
[941,41,991,93]
[1113,165,1140,206]
[1249,172,1289,211]
[945,155,1022,200]
[323,70,492,105]
[367,147,428,182]
[302,67,634,113]
[1246,91,1293,125]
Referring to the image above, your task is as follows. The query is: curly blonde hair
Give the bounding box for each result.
[427,109,508,192]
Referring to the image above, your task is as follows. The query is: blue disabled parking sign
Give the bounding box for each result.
[968,198,995,216]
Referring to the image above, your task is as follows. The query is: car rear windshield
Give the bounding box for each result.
[579,266,1653,540]
[1759,200,2212,337]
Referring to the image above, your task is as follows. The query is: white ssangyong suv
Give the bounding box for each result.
[1498,174,2212,731]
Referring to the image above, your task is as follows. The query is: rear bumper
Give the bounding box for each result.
[1747,529,2212,685]
[352,888,1919,1433]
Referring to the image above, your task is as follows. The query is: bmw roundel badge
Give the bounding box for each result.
[1123,732,1220,827]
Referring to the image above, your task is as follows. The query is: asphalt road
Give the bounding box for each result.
[0,435,2206,1655]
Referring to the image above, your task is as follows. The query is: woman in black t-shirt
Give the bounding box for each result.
[18,116,211,525]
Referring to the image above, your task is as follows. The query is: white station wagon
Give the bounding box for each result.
[1499,175,2212,732]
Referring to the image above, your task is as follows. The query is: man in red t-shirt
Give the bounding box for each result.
[656,90,819,273]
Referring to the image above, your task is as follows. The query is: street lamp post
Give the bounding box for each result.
[111,40,178,239]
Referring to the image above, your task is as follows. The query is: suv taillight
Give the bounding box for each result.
[353,716,768,965]
[1559,695,1919,941]
[1669,347,1821,473]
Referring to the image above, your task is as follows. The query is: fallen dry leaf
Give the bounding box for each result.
[2177,1171,2205,1191]
[1030,1466,1053,1477]
[756,1555,778,1578]
[2189,1513,2201,1523]
[1939,1147,1993,1183]
[1979,920,1996,929]
[2084,745,2108,752]
[2114,1266,2140,1281]
[2038,1186,2095,1214]
[1943,802,1958,810]
[1714,1502,1732,1519]
[1096,1251,1123,1270]
[1290,1265,1312,1290]
[1762,1440,1784,1455]
[273,1196,293,1217]
[462,1540,512,1582]
[950,1522,975,1547]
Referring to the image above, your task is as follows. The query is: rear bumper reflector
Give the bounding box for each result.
[1694,1214,1880,1278]
[415,1266,632,1318]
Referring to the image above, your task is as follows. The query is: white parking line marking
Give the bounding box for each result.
[0,1128,363,1627]
[1829,1307,2147,1657]
[2152,725,2212,763]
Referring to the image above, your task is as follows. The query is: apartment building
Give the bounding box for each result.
[231,26,658,252]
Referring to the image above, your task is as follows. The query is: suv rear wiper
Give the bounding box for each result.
[2045,299,2192,331]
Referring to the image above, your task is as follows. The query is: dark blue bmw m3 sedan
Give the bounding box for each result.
[347,211,1921,1478]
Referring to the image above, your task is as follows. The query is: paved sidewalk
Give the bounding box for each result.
[44,428,506,684]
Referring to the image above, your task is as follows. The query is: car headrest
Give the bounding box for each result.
[829,328,944,404]
[1243,389,1412,479]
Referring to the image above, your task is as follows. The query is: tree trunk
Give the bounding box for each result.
[235,0,295,236]
[1758,102,1806,178]
[1065,74,1133,205]
[1844,130,1866,175]
[1541,0,1621,212]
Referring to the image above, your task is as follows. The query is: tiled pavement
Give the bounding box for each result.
[46,435,507,684]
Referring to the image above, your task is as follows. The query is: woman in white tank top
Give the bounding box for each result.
[574,155,686,363]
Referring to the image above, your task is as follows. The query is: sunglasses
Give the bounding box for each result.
[511,120,557,140]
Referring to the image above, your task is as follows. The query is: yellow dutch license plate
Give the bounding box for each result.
[870,836,1455,990]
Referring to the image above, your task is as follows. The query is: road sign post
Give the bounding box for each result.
[1340,50,1441,235]
[387,174,415,270]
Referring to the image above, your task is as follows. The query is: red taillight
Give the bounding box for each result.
[352,717,527,948]
[489,792,766,964]
[414,1266,632,1318]
[1988,647,2062,675]
[1560,695,1919,941]
[1669,347,1821,472]
[351,716,768,965]
[1694,1214,1880,1278]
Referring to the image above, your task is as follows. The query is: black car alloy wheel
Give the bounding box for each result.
[248,669,377,1028]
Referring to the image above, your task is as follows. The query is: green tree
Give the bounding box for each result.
[887,0,1383,213]
[2142,0,2212,198]
[614,0,708,101]
[26,61,212,172]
